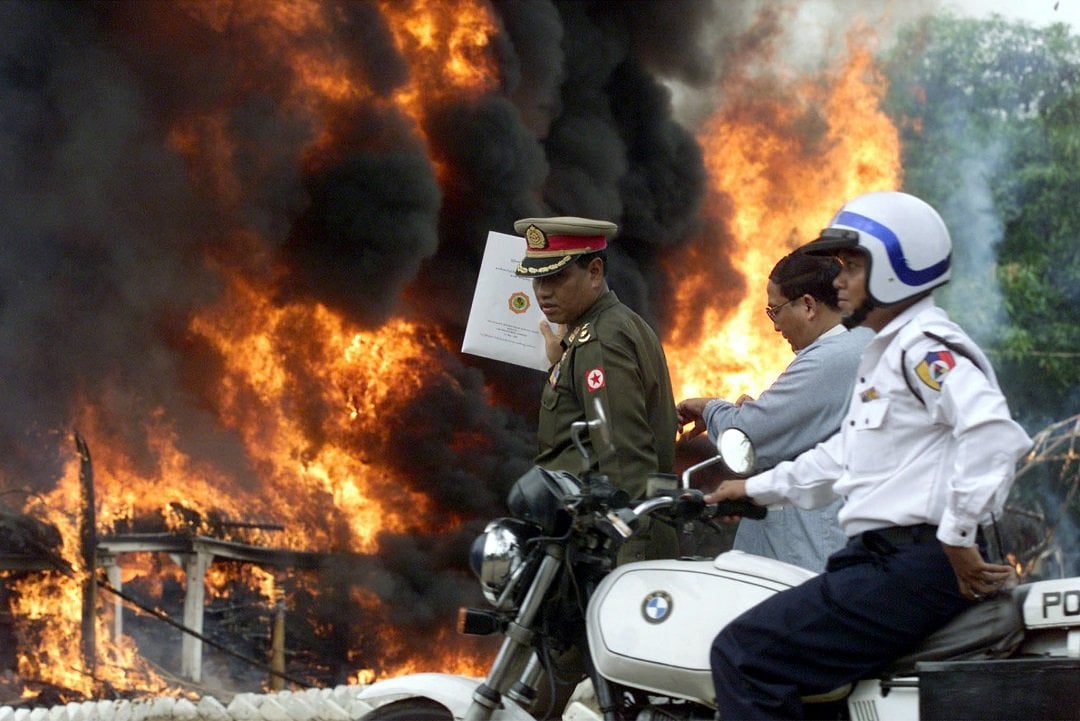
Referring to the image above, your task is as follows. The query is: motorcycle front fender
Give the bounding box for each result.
[356,673,537,720]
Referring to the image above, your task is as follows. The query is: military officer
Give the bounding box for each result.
[514,215,679,562]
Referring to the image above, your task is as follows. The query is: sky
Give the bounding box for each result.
[949,0,1080,29]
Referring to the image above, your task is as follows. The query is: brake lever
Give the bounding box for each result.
[673,488,707,519]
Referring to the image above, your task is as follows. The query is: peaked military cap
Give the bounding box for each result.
[513,216,618,277]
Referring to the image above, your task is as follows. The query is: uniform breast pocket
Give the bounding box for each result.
[847,398,894,473]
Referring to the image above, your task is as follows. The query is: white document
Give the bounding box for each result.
[462,231,550,372]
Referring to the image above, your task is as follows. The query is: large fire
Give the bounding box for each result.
[0,1,902,706]
[666,34,900,401]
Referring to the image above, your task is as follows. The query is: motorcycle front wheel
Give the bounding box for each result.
[362,698,453,720]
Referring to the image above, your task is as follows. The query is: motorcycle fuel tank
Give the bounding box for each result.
[586,550,817,703]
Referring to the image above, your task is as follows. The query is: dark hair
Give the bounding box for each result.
[573,250,607,273]
[769,252,841,309]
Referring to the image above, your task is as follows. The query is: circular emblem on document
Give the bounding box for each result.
[642,591,673,624]
[508,291,530,314]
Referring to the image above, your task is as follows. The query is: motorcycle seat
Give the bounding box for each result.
[881,587,1025,678]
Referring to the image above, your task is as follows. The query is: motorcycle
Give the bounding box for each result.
[356,409,1080,720]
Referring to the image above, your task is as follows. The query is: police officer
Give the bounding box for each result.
[514,216,680,562]
[704,191,1033,719]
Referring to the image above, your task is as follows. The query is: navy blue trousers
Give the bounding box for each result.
[711,528,973,720]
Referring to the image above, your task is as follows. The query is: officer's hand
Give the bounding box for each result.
[942,543,1017,602]
[539,321,565,365]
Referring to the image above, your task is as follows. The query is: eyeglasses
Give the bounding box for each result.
[764,297,800,321]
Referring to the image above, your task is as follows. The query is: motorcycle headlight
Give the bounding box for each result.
[470,518,537,608]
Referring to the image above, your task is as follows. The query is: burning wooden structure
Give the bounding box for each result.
[95,532,327,684]
[999,414,1080,579]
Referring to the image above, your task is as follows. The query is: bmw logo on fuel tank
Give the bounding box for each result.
[642,591,673,624]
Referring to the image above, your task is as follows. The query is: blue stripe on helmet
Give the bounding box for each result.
[834,210,950,286]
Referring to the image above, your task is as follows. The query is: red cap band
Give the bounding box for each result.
[528,233,607,255]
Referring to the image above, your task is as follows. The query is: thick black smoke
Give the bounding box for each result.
[0,0,727,686]
[0,2,227,488]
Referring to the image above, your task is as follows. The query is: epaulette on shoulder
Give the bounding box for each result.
[569,322,597,346]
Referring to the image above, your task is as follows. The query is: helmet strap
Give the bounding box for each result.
[843,297,876,328]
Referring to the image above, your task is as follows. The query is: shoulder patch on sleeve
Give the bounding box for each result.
[914,350,956,391]
[584,366,606,392]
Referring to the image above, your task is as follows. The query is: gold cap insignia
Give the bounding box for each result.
[525,224,548,250]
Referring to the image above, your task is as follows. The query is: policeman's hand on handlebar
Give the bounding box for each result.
[703,479,765,521]
[704,479,746,504]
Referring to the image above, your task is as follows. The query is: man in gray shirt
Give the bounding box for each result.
[677,252,872,571]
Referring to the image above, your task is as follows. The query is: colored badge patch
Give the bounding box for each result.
[915,350,956,391]
[585,367,606,392]
[507,291,530,314]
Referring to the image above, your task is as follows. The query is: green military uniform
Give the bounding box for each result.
[508,216,680,715]
[512,215,680,563]
[536,290,680,562]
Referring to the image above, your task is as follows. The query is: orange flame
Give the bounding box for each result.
[10,274,460,696]
[13,470,178,697]
[347,586,492,686]
[381,0,499,109]
[666,38,901,402]
[189,276,445,551]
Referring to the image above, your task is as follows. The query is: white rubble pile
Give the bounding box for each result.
[0,685,375,721]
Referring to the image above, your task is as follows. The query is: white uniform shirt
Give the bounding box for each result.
[745,297,1032,547]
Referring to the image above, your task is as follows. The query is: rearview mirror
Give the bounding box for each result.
[716,428,755,476]
[679,427,757,489]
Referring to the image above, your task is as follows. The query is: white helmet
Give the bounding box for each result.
[801,191,951,306]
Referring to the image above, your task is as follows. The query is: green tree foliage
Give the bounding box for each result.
[882,14,1080,429]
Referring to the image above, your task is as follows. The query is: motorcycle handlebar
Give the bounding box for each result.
[630,490,767,522]
[708,498,768,520]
